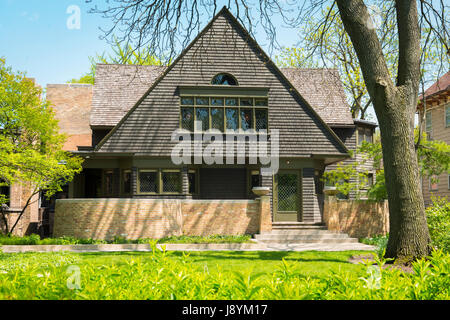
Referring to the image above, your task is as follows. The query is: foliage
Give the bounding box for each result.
[360,234,389,257]
[426,197,450,253]
[0,58,83,234]
[276,3,397,120]
[0,248,449,300]
[0,234,252,245]
[68,38,166,84]
[324,130,449,201]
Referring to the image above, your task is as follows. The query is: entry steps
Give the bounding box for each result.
[254,222,359,244]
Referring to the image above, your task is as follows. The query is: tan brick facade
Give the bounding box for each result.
[46,84,93,151]
[53,198,270,240]
[323,197,389,238]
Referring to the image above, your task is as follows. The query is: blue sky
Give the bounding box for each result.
[0,0,298,87]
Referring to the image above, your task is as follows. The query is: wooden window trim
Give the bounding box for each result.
[179,95,269,133]
[121,169,132,195]
[161,169,182,195]
[137,169,159,195]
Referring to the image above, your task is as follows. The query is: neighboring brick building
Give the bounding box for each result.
[418,71,450,206]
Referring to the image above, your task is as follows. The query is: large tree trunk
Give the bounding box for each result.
[336,0,431,262]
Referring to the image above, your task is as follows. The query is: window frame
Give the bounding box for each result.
[161,169,182,195]
[137,169,159,195]
[121,169,132,195]
[179,95,269,133]
[425,110,432,139]
[211,73,239,86]
[137,169,183,195]
[429,175,438,191]
[103,169,114,196]
[445,104,450,128]
[188,169,199,195]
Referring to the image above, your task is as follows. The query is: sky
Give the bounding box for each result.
[0,0,298,87]
[0,0,379,121]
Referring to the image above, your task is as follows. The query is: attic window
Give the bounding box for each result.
[211,73,238,86]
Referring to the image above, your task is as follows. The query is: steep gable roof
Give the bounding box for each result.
[91,65,353,127]
[281,68,353,126]
[91,64,165,127]
[95,7,349,158]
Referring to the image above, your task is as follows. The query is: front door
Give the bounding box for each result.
[273,170,301,222]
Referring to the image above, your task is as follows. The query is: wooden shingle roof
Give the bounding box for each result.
[90,64,165,128]
[281,68,353,126]
[90,66,353,127]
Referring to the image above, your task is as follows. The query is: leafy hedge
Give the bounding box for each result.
[426,197,450,253]
[0,234,252,246]
[0,247,449,299]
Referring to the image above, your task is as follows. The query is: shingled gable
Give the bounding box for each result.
[90,66,353,128]
[95,7,349,159]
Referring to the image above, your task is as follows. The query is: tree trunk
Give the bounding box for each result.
[336,0,431,262]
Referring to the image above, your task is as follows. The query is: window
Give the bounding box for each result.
[122,170,131,194]
[368,173,374,187]
[181,107,194,131]
[162,170,181,193]
[358,127,373,146]
[446,104,450,128]
[180,96,268,132]
[0,179,10,207]
[188,170,197,194]
[211,73,238,85]
[426,110,432,139]
[138,169,182,194]
[104,170,114,195]
[211,108,224,131]
[429,175,438,191]
[250,170,261,189]
[358,128,365,146]
[139,170,158,194]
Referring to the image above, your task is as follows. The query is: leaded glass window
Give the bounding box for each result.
[196,108,209,131]
[139,171,157,193]
[162,171,181,193]
[181,107,194,131]
[255,109,268,131]
[211,73,238,85]
[226,108,239,130]
[211,108,224,131]
[240,108,253,131]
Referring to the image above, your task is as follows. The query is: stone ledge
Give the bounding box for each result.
[0,242,375,253]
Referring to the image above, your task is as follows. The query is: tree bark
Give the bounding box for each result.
[336,0,431,262]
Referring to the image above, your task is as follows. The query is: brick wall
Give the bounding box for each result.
[0,182,39,236]
[323,197,389,238]
[54,198,269,240]
[46,83,93,151]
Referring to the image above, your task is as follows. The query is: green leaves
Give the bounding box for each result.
[0,59,83,233]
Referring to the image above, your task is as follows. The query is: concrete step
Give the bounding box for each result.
[256,238,360,244]
[272,222,326,230]
[255,233,350,241]
[261,229,336,235]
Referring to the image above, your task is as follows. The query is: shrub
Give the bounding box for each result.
[426,197,450,253]
[0,248,449,300]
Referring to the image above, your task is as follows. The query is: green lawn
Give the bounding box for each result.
[1,249,449,299]
[78,250,367,277]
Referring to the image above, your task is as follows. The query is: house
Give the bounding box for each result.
[1,8,379,239]
[418,71,450,206]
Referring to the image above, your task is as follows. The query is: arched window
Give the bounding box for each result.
[211,73,238,85]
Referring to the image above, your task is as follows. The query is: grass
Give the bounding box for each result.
[76,250,367,277]
[1,248,449,299]
[0,234,253,245]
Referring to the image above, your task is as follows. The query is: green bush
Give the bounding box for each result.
[0,234,252,246]
[426,197,450,253]
[360,234,388,257]
[0,247,449,299]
